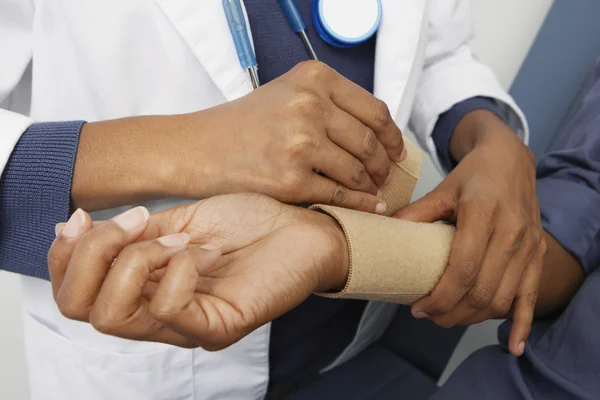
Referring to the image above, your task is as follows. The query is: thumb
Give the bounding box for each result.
[393,190,454,223]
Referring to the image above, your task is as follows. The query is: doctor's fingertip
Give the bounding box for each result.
[375,202,386,215]
[61,209,86,238]
[157,233,191,248]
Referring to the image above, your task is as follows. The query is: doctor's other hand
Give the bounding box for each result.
[74,61,403,215]
[48,194,349,350]
[394,110,545,357]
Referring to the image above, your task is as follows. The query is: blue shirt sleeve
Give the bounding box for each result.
[431,97,506,173]
[0,121,84,281]
[535,79,600,276]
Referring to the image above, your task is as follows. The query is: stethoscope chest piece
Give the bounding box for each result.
[313,0,382,48]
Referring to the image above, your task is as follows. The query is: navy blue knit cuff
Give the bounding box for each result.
[0,121,84,281]
[432,97,506,173]
[537,178,600,276]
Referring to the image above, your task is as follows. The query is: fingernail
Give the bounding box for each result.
[376,189,383,198]
[157,233,190,248]
[399,147,408,162]
[55,223,65,237]
[413,311,430,319]
[112,206,150,231]
[518,341,525,355]
[200,243,220,251]
[375,202,386,215]
[61,209,85,238]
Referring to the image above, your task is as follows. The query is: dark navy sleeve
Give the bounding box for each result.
[434,270,600,400]
[535,86,600,276]
[431,97,506,173]
[0,121,84,281]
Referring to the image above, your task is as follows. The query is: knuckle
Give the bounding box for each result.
[117,244,147,267]
[430,192,455,217]
[89,310,118,336]
[371,99,392,129]
[468,284,495,309]
[521,290,538,308]
[57,298,86,321]
[455,260,479,288]
[538,237,548,258]
[149,296,185,323]
[295,60,330,82]
[460,195,498,220]
[351,163,367,187]
[287,91,322,117]
[491,296,513,317]
[149,300,175,323]
[78,237,104,258]
[330,183,350,206]
[288,134,319,159]
[506,212,528,237]
[362,129,379,157]
[387,131,403,149]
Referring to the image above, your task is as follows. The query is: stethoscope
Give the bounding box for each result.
[223,0,382,89]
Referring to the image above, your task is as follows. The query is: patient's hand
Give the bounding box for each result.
[48,194,348,350]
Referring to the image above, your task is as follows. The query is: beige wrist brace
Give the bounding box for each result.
[311,139,455,304]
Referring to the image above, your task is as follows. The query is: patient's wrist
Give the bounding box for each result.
[308,210,350,293]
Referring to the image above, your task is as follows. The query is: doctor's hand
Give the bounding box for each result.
[48,194,348,350]
[394,110,545,357]
[181,61,405,214]
[75,61,404,214]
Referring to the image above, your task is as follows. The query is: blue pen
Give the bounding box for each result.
[279,0,319,60]
[222,0,260,89]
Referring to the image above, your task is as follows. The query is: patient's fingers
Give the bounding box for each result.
[149,246,225,350]
[89,233,193,345]
[55,207,149,322]
[48,209,94,299]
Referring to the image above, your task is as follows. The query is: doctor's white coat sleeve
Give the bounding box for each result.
[0,0,35,173]
[409,0,529,174]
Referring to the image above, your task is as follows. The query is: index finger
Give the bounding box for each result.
[509,244,544,356]
[56,207,150,321]
[327,71,405,162]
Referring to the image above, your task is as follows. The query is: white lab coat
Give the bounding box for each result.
[0,0,527,399]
